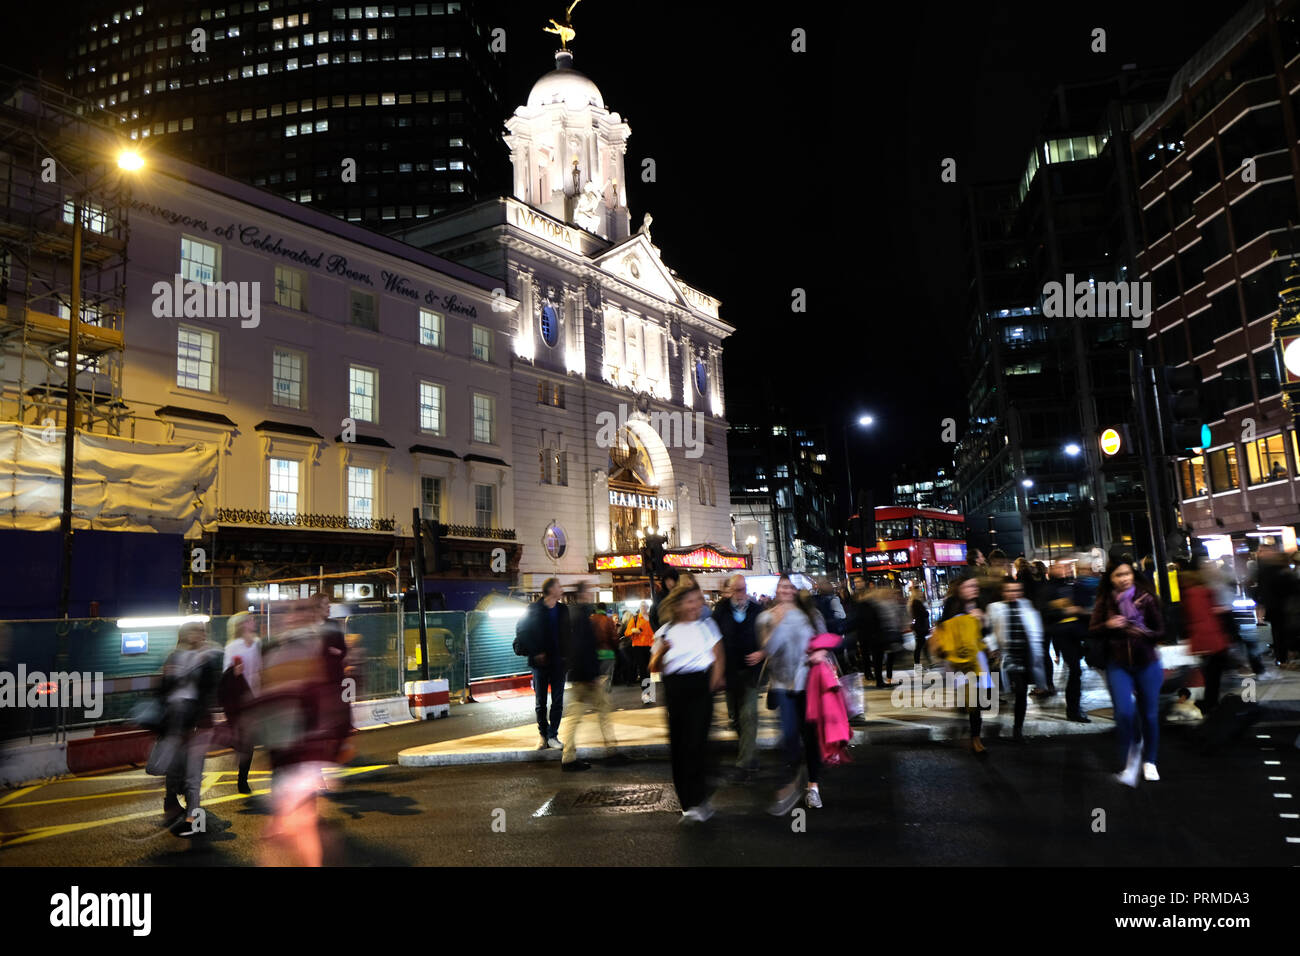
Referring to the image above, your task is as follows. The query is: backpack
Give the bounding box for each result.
[816,594,846,636]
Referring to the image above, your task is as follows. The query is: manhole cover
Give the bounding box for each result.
[534,785,681,816]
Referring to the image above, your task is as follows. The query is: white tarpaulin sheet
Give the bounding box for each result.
[0,423,217,536]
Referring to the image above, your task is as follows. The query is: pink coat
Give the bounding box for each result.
[806,634,852,765]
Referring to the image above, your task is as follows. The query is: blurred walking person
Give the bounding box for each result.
[1180,567,1233,714]
[591,602,619,692]
[155,621,224,830]
[762,576,824,813]
[558,583,623,771]
[516,577,569,750]
[987,577,1045,742]
[908,585,931,671]
[932,576,992,755]
[650,578,725,823]
[220,611,262,793]
[1043,561,1090,722]
[712,572,762,779]
[1089,560,1165,787]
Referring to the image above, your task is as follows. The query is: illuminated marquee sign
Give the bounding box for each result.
[662,547,748,570]
[595,553,643,571]
[852,549,911,569]
[931,542,968,564]
[608,490,675,512]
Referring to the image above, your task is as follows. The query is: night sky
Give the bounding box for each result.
[2,0,1239,508]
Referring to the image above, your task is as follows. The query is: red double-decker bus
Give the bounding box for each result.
[845,506,968,601]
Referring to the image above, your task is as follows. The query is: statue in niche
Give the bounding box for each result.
[574,179,604,232]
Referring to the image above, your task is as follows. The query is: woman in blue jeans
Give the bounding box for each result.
[1089,560,1165,787]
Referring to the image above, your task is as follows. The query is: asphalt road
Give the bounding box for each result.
[2,706,1297,867]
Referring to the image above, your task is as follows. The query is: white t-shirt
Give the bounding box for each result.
[651,618,721,675]
[223,637,263,695]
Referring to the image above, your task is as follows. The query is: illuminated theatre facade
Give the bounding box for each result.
[399,45,742,596]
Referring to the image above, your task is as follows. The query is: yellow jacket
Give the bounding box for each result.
[929,614,987,674]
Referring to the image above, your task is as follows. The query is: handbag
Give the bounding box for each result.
[840,672,865,719]
[145,733,182,776]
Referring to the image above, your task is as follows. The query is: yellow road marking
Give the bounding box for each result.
[0,784,42,806]
[0,772,275,809]
[0,764,389,849]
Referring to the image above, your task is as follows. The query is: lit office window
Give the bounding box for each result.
[1246,434,1288,484]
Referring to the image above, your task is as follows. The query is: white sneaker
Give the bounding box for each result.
[547,737,562,749]
[805,787,823,809]
[1143,762,1160,782]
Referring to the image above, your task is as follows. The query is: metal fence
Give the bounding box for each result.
[0,608,512,743]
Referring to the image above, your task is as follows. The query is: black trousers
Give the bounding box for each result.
[1009,670,1029,735]
[1201,650,1233,712]
[872,643,894,685]
[633,646,652,683]
[664,671,714,811]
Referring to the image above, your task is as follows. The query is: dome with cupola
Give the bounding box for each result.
[526,50,605,110]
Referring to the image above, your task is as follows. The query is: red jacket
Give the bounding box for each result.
[1182,584,1230,657]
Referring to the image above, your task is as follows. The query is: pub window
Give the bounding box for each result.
[420,475,442,521]
[1245,433,1287,484]
[1206,446,1240,493]
[349,289,377,329]
[1179,455,1207,499]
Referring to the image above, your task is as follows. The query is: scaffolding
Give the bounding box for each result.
[0,68,129,436]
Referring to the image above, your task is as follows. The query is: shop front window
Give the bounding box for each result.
[1207,446,1240,493]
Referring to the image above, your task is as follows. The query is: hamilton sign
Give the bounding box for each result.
[609,490,674,512]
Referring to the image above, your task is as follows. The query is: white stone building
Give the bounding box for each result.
[396,49,739,597]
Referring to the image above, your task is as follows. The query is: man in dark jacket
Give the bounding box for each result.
[712,573,762,778]
[1042,561,1090,722]
[557,582,622,770]
[517,577,569,750]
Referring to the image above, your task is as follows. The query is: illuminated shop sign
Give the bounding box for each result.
[662,547,748,570]
[852,549,911,569]
[608,490,675,512]
[931,542,968,564]
[595,553,644,571]
[511,203,584,253]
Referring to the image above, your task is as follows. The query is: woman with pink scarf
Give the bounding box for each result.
[1088,560,1165,787]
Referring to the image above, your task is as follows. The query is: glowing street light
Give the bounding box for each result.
[1022,479,1035,488]
[116,149,145,172]
[858,415,874,427]
[1064,443,1082,457]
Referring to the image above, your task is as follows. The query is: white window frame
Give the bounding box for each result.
[472,392,495,444]
[274,265,307,310]
[420,474,443,522]
[268,457,301,514]
[346,464,376,521]
[471,324,493,362]
[418,380,444,435]
[180,235,220,283]
[419,308,444,349]
[272,347,306,409]
[473,482,495,528]
[348,364,378,422]
[177,324,217,392]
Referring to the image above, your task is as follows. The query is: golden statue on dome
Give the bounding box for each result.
[544,0,582,50]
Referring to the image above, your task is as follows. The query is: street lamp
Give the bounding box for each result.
[745,534,757,571]
[1064,443,1082,457]
[842,414,876,591]
[58,147,145,619]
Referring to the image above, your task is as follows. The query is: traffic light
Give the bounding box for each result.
[643,532,668,576]
[422,520,452,573]
[1155,365,1210,452]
